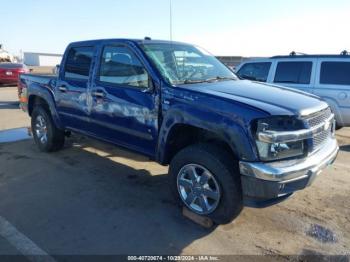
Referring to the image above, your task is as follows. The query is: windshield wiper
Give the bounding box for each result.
[182,76,236,85]
[183,79,209,84]
[205,76,236,82]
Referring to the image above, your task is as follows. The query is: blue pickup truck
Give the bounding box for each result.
[18,38,339,224]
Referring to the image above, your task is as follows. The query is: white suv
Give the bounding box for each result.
[235,52,350,128]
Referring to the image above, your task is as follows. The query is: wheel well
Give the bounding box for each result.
[162,124,236,165]
[28,95,50,116]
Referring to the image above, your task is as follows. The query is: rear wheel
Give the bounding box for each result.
[169,143,243,224]
[31,106,65,152]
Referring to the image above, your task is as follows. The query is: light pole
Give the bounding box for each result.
[170,0,173,41]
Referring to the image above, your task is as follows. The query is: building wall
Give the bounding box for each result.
[216,56,267,70]
[23,52,62,66]
[216,56,245,68]
[38,55,62,66]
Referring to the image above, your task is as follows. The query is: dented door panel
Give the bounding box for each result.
[88,84,159,156]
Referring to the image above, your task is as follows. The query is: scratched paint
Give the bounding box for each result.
[94,101,157,125]
[75,91,158,126]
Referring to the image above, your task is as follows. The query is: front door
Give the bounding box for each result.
[89,43,159,156]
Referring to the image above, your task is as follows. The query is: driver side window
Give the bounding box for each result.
[99,45,149,88]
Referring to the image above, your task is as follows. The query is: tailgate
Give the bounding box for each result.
[18,79,28,112]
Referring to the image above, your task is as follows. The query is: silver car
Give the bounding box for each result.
[236,52,350,128]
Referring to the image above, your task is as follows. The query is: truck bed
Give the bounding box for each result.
[18,74,57,112]
[20,74,57,86]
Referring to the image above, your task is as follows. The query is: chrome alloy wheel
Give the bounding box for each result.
[177,164,221,215]
[35,115,48,144]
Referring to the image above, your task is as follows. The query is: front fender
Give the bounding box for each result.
[157,104,260,164]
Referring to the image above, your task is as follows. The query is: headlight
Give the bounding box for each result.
[256,140,304,161]
[254,117,306,161]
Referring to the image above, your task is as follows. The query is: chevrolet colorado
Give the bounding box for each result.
[18,38,339,224]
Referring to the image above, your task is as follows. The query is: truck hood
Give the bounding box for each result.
[178,80,328,116]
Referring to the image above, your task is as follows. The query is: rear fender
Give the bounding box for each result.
[28,83,63,129]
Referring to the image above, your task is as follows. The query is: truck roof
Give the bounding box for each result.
[69,38,191,47]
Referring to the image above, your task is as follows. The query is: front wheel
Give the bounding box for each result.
[31,106,65,152]
[169,143,243,224]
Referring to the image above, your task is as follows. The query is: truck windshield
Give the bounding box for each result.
[140,43,237,85]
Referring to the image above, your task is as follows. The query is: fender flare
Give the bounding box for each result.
[156,107,259,164]
[28,85,63,129]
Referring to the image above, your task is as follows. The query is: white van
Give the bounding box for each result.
[235,52,350,128]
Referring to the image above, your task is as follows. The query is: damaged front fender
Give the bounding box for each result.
[157,103,263,165]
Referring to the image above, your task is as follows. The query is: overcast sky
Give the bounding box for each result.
[1,0,349,57]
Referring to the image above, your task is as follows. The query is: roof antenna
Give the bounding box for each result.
[170,0,173,41]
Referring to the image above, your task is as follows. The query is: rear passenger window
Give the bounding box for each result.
[99,45,149,88]
[320,62,350,85]
[237,62,271,82]
[64,47,94,80]
[274,62,312,84]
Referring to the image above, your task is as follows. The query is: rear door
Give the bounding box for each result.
[55,46,95,132]
[271,59,316,94]
[314,59,350,126]
[89,42,159,156]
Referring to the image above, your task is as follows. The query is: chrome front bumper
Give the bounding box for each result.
[239,138,339,182]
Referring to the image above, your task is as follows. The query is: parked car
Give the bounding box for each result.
[0,63,29,85]
[18,39,338,224]
[235,52,350,128]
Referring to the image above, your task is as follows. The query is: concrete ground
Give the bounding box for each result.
[0,86,349,259]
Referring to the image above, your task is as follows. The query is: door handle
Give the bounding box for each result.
[92,90,106,98]
[58,86,67,92]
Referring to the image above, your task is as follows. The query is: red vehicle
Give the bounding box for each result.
[0,63,29,85]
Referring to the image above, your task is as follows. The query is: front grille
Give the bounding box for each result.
[313,125,332,149]
[304,107,333,152]
[306,107,332,127]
